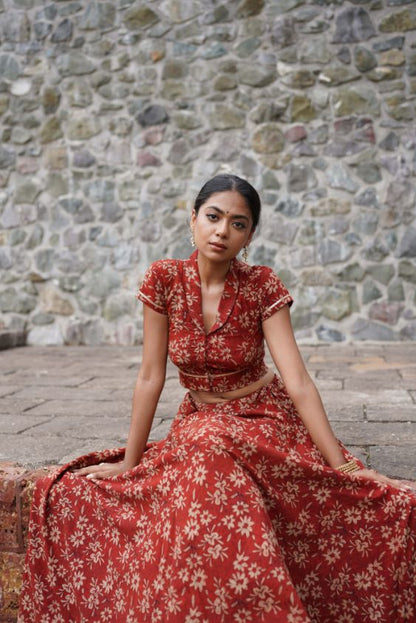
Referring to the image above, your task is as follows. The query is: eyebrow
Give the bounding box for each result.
[204,206,250,221]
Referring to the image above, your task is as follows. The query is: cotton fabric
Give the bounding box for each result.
[19,253,416,622]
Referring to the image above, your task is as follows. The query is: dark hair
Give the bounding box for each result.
[193,174,261,231]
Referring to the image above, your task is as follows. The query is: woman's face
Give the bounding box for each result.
[191,191,254,264]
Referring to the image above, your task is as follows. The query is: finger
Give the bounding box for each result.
[74,462,106,474]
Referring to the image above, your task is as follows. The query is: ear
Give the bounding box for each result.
[246,228,255,246]
[190,209,197,228]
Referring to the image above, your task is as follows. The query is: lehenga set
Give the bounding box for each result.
[19,251,416,622]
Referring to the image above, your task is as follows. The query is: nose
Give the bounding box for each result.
[216,218,229,238]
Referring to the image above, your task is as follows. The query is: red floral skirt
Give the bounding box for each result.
[18,377,416,622]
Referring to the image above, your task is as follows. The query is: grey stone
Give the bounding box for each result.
[35,5,58,21]
[291,95,317,122]
[136,105,169,127]
[123,5,159,30]
[372,36,405,52]
[67,79,93,108]
[325,162,359,193]
[324,139,367,158]
[379,8,416,33]
[333,7,376,43]
[271,16,297,49]
[31,312,55,326]
[337,46,351,64]
[286,163,317,193]
[275,196,303,218]
[263,214,298,245]
[399,260,416,283]
[59,198,94,224]
[42,87,61,114]
[103,293,136,321]
[354,188,379,208]
[336,262,365,282]
[0,145,16,168]
[86,268,121,299]
[315,325,345,342]
[262,170,280,190]
[27,324,64,346]
[101,203,124,223]
[297,220,325,245]
[73,150,96,168]
[332,87,380,117]
[1,11,30,43]
[308,125,329,145]
[40,118,63,143]
[396,227,416,258]
[351,318,397,340]
[236,0,265,18]
[68,117,101,141]
[400,322,416,340]
[238,66,276,87]
[0,248,12,269]
[361,238,390,262]
[388,280,405,301]
[354,46,377,72]
[318,239,351,265]
[57,51,96,76]
[34,21,52,40]
[354,162,382,184]
[250,101,288,123]
[26,225,44,251]
[322,288,352,320]
[51,18,73,42]
[81,2,116,31]
[84,179,115,203]
[299,39,331,64]
[366,264,395,285]
[379,131,400,151]
[14,180,41,205]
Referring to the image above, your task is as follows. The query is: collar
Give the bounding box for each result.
[183,250,240,335]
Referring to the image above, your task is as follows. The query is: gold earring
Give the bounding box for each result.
[242,247,248,262]
[190,230,195,247]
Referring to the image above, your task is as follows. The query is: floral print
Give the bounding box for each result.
[137,251,293,393]
[19,254,416,622]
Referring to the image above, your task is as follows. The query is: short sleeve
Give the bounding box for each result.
[136,261,169,315]
[260,267,293,322]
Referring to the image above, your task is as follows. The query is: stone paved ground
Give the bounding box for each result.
[0,343,415,479]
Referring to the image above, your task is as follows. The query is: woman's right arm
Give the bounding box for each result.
[76,304,169,479]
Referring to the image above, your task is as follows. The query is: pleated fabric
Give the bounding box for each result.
[19,377,416,623]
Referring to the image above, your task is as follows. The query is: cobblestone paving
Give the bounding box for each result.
[1,344,415,479]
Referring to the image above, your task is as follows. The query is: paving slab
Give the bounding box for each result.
[0,344,415,479]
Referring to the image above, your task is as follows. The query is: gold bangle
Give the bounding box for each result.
[336,459,360,474]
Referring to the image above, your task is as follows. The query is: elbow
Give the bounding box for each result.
[283,373,314,403]
[136,367,166,393]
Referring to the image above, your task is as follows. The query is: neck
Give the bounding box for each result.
[196,252,231,287]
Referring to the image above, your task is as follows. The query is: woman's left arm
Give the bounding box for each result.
[263,306,412,491]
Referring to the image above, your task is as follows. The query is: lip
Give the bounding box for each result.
[209,242,227,250]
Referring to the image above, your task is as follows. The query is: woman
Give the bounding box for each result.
[19,174,415,622]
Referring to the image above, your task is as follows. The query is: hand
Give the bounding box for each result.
[353,468,416,493]
[74,461,130,481]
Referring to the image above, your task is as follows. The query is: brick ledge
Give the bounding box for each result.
[0,462,56,622]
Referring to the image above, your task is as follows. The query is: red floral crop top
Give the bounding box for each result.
[137,250,293,393]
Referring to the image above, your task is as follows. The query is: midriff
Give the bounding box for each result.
[189,368,274,404]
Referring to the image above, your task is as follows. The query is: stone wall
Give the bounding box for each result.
[0,0,415,345]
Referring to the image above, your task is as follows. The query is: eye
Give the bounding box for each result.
[207,213,218,221]
[233,221,246,230]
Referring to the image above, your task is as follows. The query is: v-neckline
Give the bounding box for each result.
[183,251,240,336]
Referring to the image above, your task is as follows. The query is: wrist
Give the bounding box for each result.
[335,459,361,474]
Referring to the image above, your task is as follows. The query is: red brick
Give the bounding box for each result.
[0,551,25,621]
[0,465,27,552]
